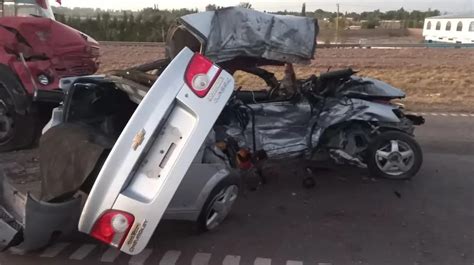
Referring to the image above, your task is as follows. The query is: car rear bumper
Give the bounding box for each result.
[0,170,82,253]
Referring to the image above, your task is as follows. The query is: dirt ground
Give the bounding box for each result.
[318,28,424,44]
[99,44,474,113]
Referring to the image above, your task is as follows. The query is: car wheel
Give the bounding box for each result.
[197,176,239,232]
[367,131,422,180]
[0,68,40,152]
[0,94,39,153]
[0,99,15,147]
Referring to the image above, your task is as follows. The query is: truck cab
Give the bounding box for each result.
[0,0,100,152]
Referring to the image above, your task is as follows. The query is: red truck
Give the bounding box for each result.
[0,0,100,152]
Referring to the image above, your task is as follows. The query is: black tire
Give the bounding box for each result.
[367,131,423,180]
[0,73,40,152]
[0,64,41,153]
[197,174,240,232]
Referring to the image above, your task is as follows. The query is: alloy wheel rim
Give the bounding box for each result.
[206,185,239,230]
[375,140,415,177]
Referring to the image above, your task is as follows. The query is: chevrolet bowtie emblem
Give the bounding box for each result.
[132,129,146,151]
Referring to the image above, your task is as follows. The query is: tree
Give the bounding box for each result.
[205,4,217,11]
[301,3,306,16]
[238,2,252,9]
[426,8,441,17]
[52,6,442,41]
[395,7,409,20]
[363,16,379,29]
[314,9,335,20]
[101,12,110,40]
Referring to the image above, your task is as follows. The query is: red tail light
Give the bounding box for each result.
[90,210,135,248]
[185,53,222,98]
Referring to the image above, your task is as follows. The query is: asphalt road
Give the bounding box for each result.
[1,114,473,265]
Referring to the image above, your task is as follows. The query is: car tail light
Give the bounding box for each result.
[90,210,135,248]
[185,53,221,98]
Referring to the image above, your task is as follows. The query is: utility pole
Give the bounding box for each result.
[335,3,340,44]
[0,0,4,17]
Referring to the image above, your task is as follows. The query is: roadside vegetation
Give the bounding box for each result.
[53,5,440,42]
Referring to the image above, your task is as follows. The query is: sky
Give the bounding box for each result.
[56,0,474,13]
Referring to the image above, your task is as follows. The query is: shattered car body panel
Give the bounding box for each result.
[39,123,109,202]
[168,7,318,64]
[0,16,100,95]
[0,170,82,252]
[226,101,312,158]
[225,97,404,159]
[340,77,406,99]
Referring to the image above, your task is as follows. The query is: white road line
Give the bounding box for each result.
[159,250,182,265]
[286,260,303,265]
[39,242,70,258]
[192,252,212,265]
[254,257,272,265]
[129,248,153,265]
[318,263,332,265]
[100,247,121,263]
[7,247,28,256]
[69,244,96,260]
[223,255,241,265]
[408,112,474,117]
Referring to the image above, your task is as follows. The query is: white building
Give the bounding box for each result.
[423,12,474,44]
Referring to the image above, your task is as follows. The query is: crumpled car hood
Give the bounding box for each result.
[341,77,406,99]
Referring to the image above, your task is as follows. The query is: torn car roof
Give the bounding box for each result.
[177,7,319,64]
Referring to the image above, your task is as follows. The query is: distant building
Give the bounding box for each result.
[379,20,403,29]
[423,12,474,44]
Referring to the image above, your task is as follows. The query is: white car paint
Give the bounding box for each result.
[78,47,235,255]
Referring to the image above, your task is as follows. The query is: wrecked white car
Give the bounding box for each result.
[0,7,423,256]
